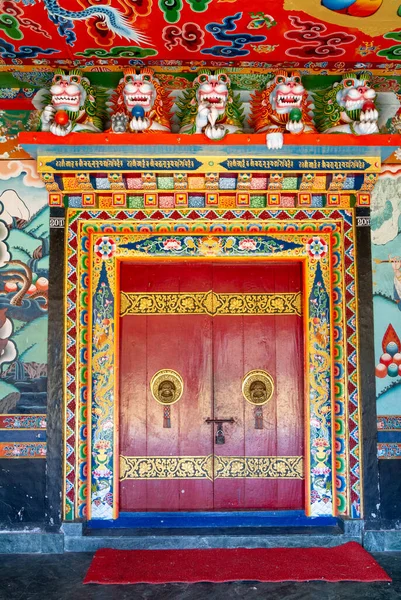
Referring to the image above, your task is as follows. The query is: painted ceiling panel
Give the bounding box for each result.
[1,0,401,68]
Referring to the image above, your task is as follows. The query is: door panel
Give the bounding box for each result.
[119,263,214,511]
[274,265,304,509]
[213,313,245,509]
[119,261,304,512]
[243,313,278,509]
[212,264,304,510]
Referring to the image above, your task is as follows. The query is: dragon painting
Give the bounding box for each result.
[42,0,150,44]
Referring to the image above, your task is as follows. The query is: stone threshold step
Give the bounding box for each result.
[84,525,345,537]
[0,529,362,554]
[0,532,64,554]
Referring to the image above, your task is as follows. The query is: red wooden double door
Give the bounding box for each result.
[119,261,304,512]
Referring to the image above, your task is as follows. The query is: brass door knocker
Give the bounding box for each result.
[242,369,274,430]
[150,369,184,428]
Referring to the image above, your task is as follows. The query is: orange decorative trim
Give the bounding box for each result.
[268,193,281,206]
[237,192,250,206]
[49,193,62,207]
[327,194,340,206]
[206,193,219,206]
[83,193,96,207]
[175,192,188,207]
[112,193,126,207]
[298,193,311,206]
[357,193,370,206]
[144,193,157,207]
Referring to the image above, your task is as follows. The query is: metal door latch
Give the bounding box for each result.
[215,422,225,445]
[205,418,235,424]
[205,418,234,445]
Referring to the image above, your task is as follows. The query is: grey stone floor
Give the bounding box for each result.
[0,552,400,600]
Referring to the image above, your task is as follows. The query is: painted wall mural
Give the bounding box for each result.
[3,1,401,68]
[371,165,401,458]
[0,159,48,459]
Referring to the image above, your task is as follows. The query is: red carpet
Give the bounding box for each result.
[83,542,391,584]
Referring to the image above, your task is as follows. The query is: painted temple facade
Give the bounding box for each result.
[1,0,401,551]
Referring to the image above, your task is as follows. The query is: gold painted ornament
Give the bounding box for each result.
[150,369,184,405]
[242,370,274,406]
[242,369,274,430]
[150,369,183,429]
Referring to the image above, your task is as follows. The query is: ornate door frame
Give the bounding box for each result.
[118,262,304,511]
[63,208,362,521]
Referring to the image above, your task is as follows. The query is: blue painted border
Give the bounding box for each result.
[87,511,338,529]
[378,431,401,443]
[0,431,46,442]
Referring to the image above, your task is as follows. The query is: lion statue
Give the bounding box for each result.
[250,70,316,149]
[313,71,379,135]
[32,68,106,136]
[107,67,172,134]
[177,69,244,141]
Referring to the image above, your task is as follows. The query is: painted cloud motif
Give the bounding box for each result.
[0,190,30,228]
[0,225,16,369]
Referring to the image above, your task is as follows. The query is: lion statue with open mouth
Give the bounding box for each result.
[108,67,172,134]
[177,69,244,141]
[32,68,106,136]
[250,70,316,149]
[313,71,379,135]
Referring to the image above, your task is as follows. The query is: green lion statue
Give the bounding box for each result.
[313,71,379,135]
[32,69,107,136]
[177,69,244,141]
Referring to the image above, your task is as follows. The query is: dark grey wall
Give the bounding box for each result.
[0,460,46,525]
[355,209,380,526]
[45,210,65,527]
[379,461,401,524]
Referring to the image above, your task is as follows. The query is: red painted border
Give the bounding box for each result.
[0,442,46,458]
[18,132,401,147]
[0,100,34,111]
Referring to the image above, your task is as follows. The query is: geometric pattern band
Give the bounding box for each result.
[120,290,302,317]
[120,455,304,480]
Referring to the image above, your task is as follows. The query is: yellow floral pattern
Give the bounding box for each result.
[120,455,304,480]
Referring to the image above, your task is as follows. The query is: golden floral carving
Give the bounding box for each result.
[120,455,214,481]
[215,456,304,479]
[120,455,304,480]
[120,290,302,317]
